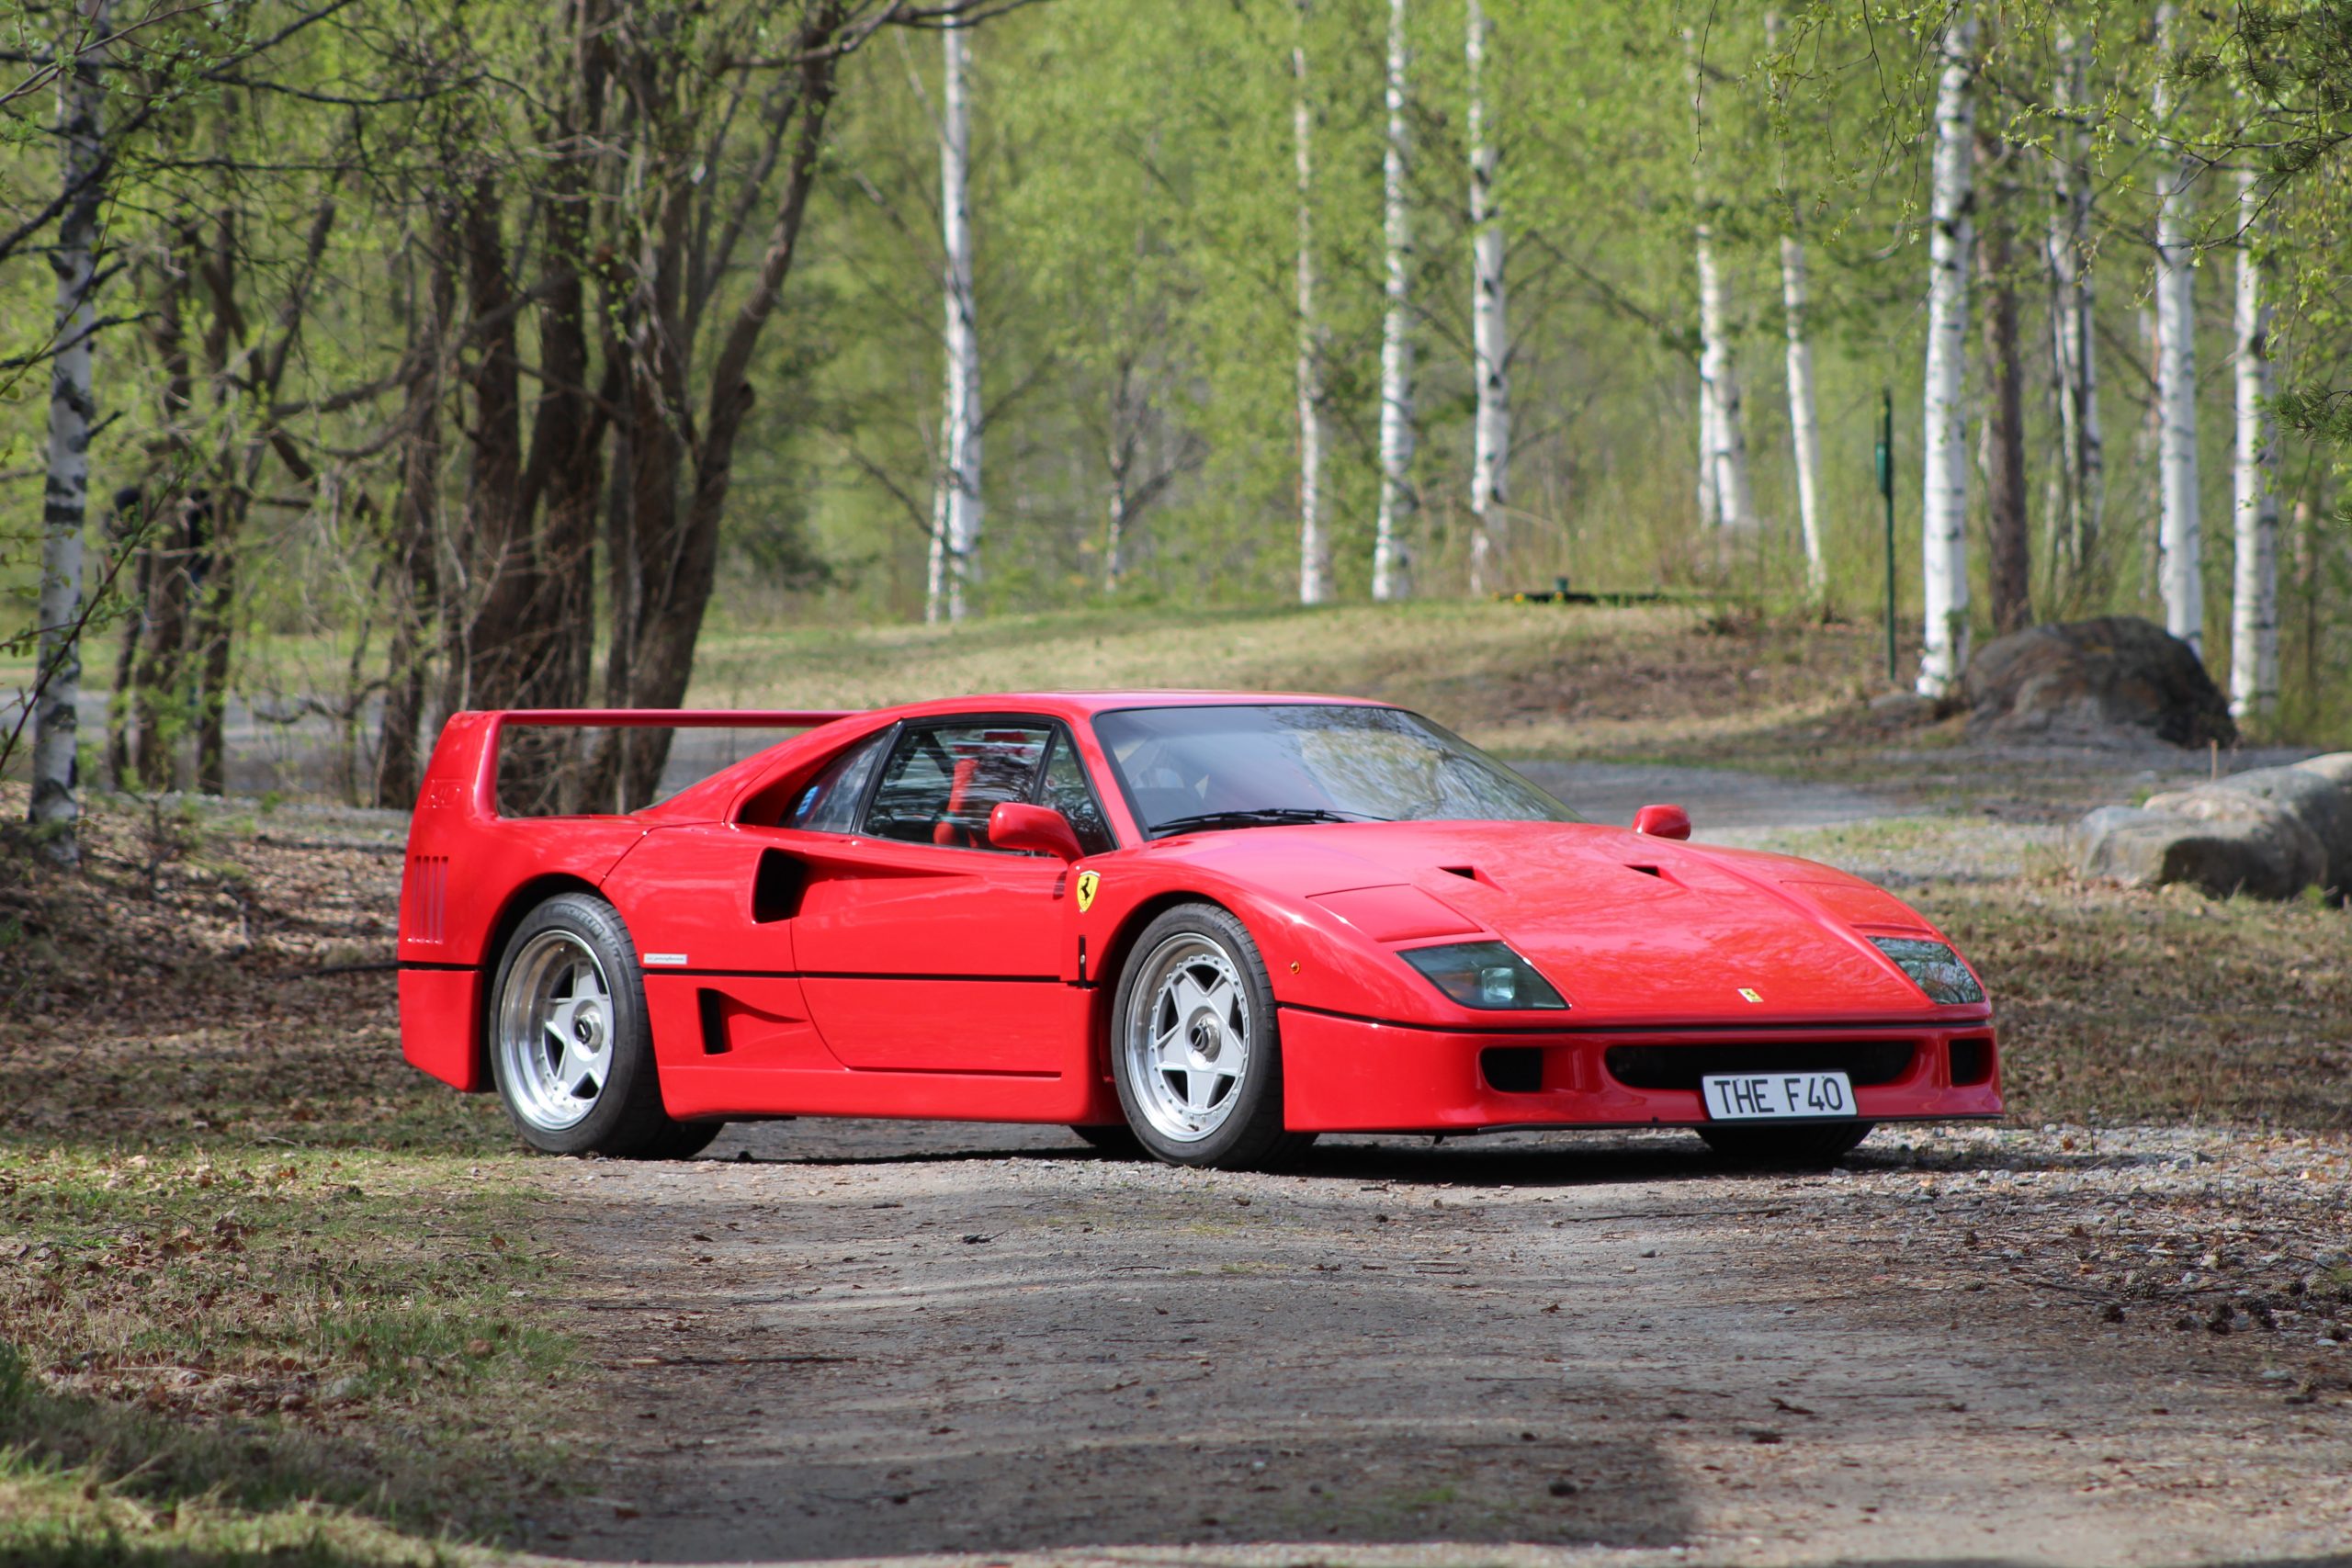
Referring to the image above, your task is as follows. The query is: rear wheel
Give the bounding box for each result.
[1110,904,1311,1171]
[1697,1122,1873,1169]
[487,893,714,1158]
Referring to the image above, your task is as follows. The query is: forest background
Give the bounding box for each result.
[5,0,2351,840]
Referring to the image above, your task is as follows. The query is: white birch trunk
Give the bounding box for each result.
[1371,0,1414,603]
[1695,375,1719,527]
[1917,6,1978,699]
[2230,164,2278,719]
[935,24,982,623]
[1685,27,1753,534]
[1464,0,1508,597]
[923,419,950,624]
[1766,12,1824,596]
[2045,25,2104,583]
[28,0,111,863]
[1780,232,1825,597]
[2154,2,2201,654]
[1293,2,1330,605]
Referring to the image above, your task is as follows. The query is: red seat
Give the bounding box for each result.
[934,757,981,847]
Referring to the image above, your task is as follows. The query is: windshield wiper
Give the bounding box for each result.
[1151,807,1388,836]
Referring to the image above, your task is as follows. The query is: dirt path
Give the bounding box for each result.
[532,1122,2352,1568]
[470,761,2346,1566]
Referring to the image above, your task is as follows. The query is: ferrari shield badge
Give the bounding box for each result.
[1738,987,1764,1004]
[1074,870,1101,913]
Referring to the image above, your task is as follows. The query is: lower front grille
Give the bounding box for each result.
[1604,1041,1917,1091]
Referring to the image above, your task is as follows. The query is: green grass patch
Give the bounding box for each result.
[2,795,584,1562]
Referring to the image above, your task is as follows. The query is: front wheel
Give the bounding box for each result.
[1697,1122,1874,1169]
[1110,904,1311,1171]
[487,893,711,1158]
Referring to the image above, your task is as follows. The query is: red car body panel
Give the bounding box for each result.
[397,694,2000,1134]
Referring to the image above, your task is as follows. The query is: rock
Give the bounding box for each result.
[2294,751,2352,791]
[2202,766,2352,897]
[2075,798,2324,899]
[1961,616,2236,748]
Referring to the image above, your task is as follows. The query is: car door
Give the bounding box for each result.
[790,718,1100,1075]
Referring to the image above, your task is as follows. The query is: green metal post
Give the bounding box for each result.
[1876,389,1896,686]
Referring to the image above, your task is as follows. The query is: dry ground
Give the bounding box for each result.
[6,604,2352,1566]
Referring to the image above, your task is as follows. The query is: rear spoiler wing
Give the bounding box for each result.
[417,708,857,818]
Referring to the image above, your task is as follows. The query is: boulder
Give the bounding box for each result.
[2075,797,2325,900]
[2171,766,2352,897]
[2294,751,2352,791]
[1961,616,2235,748]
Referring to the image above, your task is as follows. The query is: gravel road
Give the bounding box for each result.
[533,1121,2351,1568]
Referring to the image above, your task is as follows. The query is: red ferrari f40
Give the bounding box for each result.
[397,694,1999,1169]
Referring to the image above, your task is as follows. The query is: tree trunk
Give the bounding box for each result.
[2229,163,2278,721]
[1695,375,1719,528]
[1976,125,2032,636]
[1917,6,1978,700]
[2154,1,2202,656]
[1685,27,1753,535]
[935,22,982,622]
[1464,0,1508,597]
[375,224,455,809]
[2045,24,2103,588]
[601,24,843,808]
[1372,0,1415,603]
[1292,1,1330,605]
[28,0,111,864]
[1780,231,1824,596]
[1767,12,1823,598]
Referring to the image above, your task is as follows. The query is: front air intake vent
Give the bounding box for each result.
[1480,1046,1544,1094]
[1604,1041,1916,1091]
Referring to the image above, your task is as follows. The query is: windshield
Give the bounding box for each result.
[1093,704,1578,838]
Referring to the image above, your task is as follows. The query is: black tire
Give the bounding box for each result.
[1109,903,1312,1172]
[485,892,700,1159]
[1697,1122,1874,1169]
[1069,1123,1147,1158]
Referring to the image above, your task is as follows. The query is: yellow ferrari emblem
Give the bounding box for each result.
[1738,987,1764,1004]
[1075,870,1101,913]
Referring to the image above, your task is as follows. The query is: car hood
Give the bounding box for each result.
[1150,819,1956,1023]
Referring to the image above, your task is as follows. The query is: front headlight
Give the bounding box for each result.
[1869,936,1984,1004]
[1399,941,1568,1010]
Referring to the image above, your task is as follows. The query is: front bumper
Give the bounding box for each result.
[1277,1008,2001,1134]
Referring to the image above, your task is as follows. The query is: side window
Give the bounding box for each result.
[786,729,892,834]
[1037,733,1117,857]
[864,724,1052,850]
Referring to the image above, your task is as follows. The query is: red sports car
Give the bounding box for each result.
[397,694,1999,1169]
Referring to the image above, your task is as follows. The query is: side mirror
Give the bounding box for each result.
[1632,803,1691,841]
[989,801,1084,861]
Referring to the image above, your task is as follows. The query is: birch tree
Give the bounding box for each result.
[1372,0,1414,603]
[1976,121,2032,635]
[27,0,111,865]
[2154,1,2203,655]
[933,21,983,623]
[1766,12,1823,598]
[1917,6,1978,700]
[1685,26,1754,534]
[2230,162,2278,719]
[1464,0,1509,596]
[2046,24,2104,587]
[1294,0,1330,605]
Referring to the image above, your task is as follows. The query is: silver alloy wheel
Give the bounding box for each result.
[1124,933,1253,1143]
[495,930,617,1134]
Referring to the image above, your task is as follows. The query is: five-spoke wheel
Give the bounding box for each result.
[487,892,720,1159]
[1110,903,1310,1170]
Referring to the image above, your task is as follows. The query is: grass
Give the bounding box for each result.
[1,792,577,1565]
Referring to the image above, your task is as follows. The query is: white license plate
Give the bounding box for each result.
[1701,1070,1857,1122]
